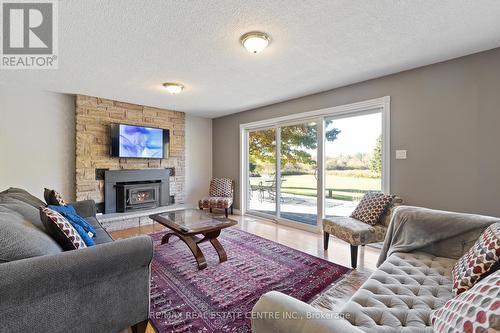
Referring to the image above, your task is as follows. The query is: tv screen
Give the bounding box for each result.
[110,124,169,159]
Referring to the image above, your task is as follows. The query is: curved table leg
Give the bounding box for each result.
[161,232,207,270]
[161,232,175,244]
[209,238,227,263]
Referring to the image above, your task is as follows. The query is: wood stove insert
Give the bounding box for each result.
[116,182,161,212]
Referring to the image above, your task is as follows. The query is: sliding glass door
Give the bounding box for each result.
[246,121,320,228]
[324,111,383,217]
[243,97,389,231]
[248,128,277,216]
[279,122,318,225]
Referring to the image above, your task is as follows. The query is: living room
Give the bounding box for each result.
[1,2,499,333]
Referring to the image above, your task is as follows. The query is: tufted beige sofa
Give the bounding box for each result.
[252,206,497,333]
[339,252,455,332]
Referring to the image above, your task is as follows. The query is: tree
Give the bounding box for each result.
[370,135,382,174]
[249,122,340,169]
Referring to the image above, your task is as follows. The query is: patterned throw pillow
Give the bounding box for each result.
[44,188,67,206]
[350,192,394,225]
[209,178,233,197]
[431,269,500,333]
[39,207,86,250]
[451,223,500,295]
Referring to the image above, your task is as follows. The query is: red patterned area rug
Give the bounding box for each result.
[149,228,350,332]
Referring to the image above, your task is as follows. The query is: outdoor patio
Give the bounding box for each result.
[248,190,358,225]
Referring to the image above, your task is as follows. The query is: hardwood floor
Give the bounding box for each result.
[111,213,380,333]
[111,213,380,271]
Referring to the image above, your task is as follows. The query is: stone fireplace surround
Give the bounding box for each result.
[75,95,185,212]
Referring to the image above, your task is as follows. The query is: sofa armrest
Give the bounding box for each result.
[252,291,364,333]
[68,199,97,218]
[377,206,499,266]
[0,235,153,333]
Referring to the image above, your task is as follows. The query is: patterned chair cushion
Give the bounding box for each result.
[323,216,387,246]
[341,252,456,332]
[451,222,500,295]
[199,197,233,209]
[209,178,233,197]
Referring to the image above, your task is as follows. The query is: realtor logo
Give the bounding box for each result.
[1,0,58,69]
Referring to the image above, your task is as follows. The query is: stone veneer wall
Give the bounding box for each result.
[75,95,185,205]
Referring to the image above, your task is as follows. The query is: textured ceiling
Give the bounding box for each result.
[1,1,500,118]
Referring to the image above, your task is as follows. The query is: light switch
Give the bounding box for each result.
[395,150,407,160]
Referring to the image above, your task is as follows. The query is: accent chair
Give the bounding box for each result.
[199,178,234,217]
[323,196,402,268]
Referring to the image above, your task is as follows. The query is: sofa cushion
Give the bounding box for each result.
[40,207,87,250]
[0,187,45,208]
[341,252,456,332]
[451,222,500,295]
[0,196,45,231]
[323,216,387,246]
[44,188,67,206]
[0,208,62,263]
[93,227,114,245]
[69,200,98,218]
[431,269,499,333]
[350,192,394,226]
[85,216,102,229]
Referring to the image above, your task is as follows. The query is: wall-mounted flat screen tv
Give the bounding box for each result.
[110,123,169,159]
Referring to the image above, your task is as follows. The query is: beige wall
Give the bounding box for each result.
[213,47,500,217]
[185,115,212,204]
[0,85,76,200]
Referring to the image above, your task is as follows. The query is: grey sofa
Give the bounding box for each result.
[252,206,499,333]
[0,188,153,333]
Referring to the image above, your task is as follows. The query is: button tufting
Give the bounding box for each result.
[340,252,458,332]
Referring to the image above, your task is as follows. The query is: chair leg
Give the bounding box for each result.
[230,206,234,215]
[225,208,228,218]
[323,232,329,250]
[350,245,358,269]
[131,319,149,333]
[209,208,212,213]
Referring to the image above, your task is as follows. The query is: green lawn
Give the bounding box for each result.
[250,172,381,201]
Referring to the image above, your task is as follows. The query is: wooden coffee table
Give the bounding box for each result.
[149,209,237,270]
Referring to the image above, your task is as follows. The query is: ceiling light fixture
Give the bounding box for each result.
[240,31,270,54]
[162,82,184,94]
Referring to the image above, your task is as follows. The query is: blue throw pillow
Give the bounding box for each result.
[48,205,96,246]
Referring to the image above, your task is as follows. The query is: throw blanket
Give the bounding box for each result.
[48,205,96,246]
[377,206,499,267]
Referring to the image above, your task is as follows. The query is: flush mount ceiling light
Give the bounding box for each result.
[162,82,184,94]
[240,31,270,54]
